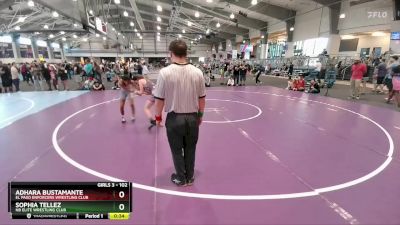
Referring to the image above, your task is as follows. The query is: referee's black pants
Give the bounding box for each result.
[165,112,199,181]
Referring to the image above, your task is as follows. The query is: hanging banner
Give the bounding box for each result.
[38,54,44,62]
[232,50,237,59]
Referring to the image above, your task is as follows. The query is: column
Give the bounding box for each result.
[260,32,268,59]
[235,35,243,49]
[47,41,54,60]
[58,43,67,61]
[11,34,21,60]
[390,20,400,53]
[326,34,341,56]
[31,37,39,59]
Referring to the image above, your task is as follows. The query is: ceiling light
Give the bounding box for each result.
[123,36,126,39]
[73,23,78,27]
[216,22,220,28]
[15,26,20,31]
[134,28,138,32]
[103,36,107,40]
[34,32,40,34]
[73,34,78,38]
[112,27,116,31]
[114,0,120,4]
[95,33,100,37]
[136,33,140,37]
[340,13,345,19]
[49,34,54,38]
[228,44,231,47]
[243,40,245,43]
[195,11,200,17]
[230,13,234,19]
[62,37,66,41]
[199,35,202,38]
[261,35,264,38]
[178,34,182,38]
[157,32,160,35]
[139,36,142,39]
[18,17,26,23]
[289,27,294,31]
[341,35,355,40]
[157,25,161,30]
[372,31,386,37]
[251,0,257,5]
[82,38,88,42]
[187,21,192,26]
[182,29,186,33]
[157,16,161,22]
[130,21,134,26]
[157,5,162,12]
[89,10,93,15]
[60,31,65,35]
[123,11,128,17]
[206,0,212,2]
[44,24,49,29]
[28,0,34,7]
[118,32,121,36]
[191,41,193,44]
[52,11,59,17]
[206,29,210,34]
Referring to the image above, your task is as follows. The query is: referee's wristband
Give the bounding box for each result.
[197,111,204,118]
[155,115,162,122]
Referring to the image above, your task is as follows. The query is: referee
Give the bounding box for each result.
[153,40,206,186]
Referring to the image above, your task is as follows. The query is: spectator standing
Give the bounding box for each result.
[386,56,399,103]
[374,58,387,93]
[350,58,367,100]
[0,61,13,93]
[239,63,246,86]
[233,63,240,86]
[48,63,58,90]
[41,62,52,91]
[288,62,294,78]
[31,62,43,91]
[11,63,20,92]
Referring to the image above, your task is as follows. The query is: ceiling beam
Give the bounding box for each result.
[310,0,342,9]
[222,0,296,21]
[310,0,342,34]
[179,0,268,30]
[105,6,247,35]
[127,0,145,30]
[143,0,250,34]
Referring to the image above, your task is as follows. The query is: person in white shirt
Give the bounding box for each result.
[11,63,20,92]
[153,40,206,186]
[315,60,322,82]
[142,62,150,77]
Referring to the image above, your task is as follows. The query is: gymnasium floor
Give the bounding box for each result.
[1,86,400,224]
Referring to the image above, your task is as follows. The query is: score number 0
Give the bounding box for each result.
[118,191,125,211]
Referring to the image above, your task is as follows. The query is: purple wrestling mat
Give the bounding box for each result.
[1,86,400,224]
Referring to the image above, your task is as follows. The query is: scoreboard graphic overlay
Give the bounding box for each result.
[8,182,132,220]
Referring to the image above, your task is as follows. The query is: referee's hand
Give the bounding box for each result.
[198,118,203,126]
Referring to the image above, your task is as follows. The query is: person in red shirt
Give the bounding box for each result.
[297,75,305,91]
[292,79,299,91]
[350,58,367,99]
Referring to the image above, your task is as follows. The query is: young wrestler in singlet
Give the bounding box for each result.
[118,75,136,123]
[133,76,157,128]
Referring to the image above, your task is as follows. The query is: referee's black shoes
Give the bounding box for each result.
[171,174,187,187]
